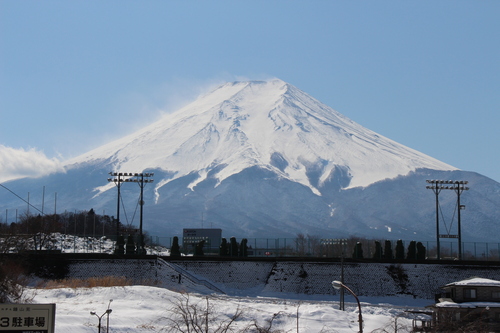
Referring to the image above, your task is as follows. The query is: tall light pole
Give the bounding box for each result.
[426,180,469,260]
[332,280,363,333]
[108,172,127,240]
[426,181,443,259]
[455,181,469,260]
[108,172,154,255]
[129,173,154,255]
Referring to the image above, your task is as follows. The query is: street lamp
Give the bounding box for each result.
[90,309,112,333]
[106,299,113,333]
[332,280,363,333]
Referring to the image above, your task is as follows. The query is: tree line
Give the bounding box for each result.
[0,209,141,253]
[353,239,426,260]
[170,236,250,258]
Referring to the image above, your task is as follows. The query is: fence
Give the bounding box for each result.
[2,233,500,261]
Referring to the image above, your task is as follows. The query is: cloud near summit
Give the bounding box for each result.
[0,145,64,183]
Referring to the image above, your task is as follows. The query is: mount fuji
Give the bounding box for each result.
[2,79,499,242]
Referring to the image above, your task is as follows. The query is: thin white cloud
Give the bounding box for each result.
[0,145,64,183]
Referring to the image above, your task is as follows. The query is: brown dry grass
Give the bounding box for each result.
[36,276,134,289]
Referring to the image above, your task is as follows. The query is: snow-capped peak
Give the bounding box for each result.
[66,79,455,194]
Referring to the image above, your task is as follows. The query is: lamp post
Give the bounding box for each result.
[106,299,113,333]
[332,280,363,333]
[90,309,112,333]
[426,180,469,260]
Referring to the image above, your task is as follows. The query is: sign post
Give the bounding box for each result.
[0,304,55,333]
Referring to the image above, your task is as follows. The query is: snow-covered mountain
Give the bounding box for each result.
[2,79,499,242]
[68,79,454,193]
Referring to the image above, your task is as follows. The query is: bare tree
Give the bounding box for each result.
[242,311,286,333]
[0,258,35,303]
[161,293,243,333]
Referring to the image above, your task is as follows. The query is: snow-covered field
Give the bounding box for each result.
[5,234,433,332]
[31,285,430,332]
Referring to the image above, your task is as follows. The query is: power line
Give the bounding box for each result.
[0,183,44,215]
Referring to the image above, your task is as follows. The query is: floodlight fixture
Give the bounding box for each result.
[108,172,133,239]
[107,171,154,254]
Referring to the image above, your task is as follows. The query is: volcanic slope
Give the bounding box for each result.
[6,79,498,242]
[69,79,454,195]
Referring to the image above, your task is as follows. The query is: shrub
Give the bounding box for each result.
[229,237,239,257]
[373,241,383,259]
[162,293,242,333]
[36,276,133,289]
[0,259,33,303]
[171,236,181,257]
[395,240,405,260]
[352,242,364,259]
[219,238,228,256]
[384,240,393,259]
[407,241,417,260]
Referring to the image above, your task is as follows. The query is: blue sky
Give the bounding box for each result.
[1,1,499,183]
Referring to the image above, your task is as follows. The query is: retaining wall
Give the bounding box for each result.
[66,258,500,300]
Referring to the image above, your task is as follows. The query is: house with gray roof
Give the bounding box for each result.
[426,277,500,332]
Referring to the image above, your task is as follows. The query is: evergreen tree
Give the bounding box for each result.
[126,234,136,255]
[229,237,239,257]
[171,236,181,257]
[352,242,364,259]
[416,242,426,261]
[395,239,405,260]
[407,241,417,260]
[373,241,383,259]
[195,240,205,256]
[384,240,393,259]
[239,238,248,257]
[137,234,146,255]
[114,234,125,255]
[219,238,228,256]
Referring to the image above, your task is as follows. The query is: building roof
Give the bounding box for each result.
[444,277,500,288]
[435,301,500,309]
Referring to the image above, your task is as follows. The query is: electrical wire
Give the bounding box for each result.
[0,183,44,215]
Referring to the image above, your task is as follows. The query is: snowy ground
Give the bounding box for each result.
[5,234,433,331]
[31,285,432,332]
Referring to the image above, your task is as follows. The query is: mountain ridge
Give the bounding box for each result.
[2,79,497,243]
[65,79,455,196]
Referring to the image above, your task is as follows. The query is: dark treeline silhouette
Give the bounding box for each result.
[0,209,147,253]
[0,209,139,238]
[352,238,427,261]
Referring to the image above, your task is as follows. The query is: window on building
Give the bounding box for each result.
[492,291,500,299]
[464,288,477,299]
